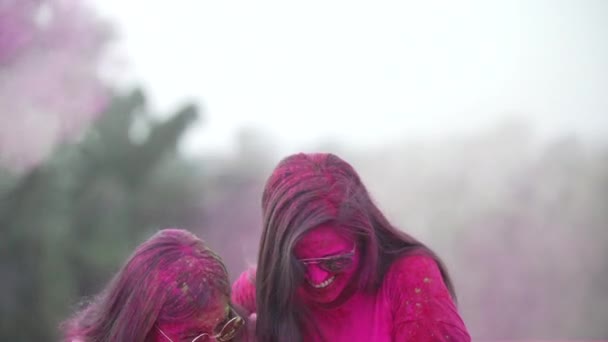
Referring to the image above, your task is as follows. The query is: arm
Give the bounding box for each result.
[387,255,471,342]
[231,267,257,315]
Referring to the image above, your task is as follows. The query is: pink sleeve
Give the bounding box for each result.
[231,267,257,315]
[386,255,471,342]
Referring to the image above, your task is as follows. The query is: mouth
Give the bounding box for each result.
[308,275,336,289]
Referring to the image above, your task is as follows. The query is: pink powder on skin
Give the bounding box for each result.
[293,224,360,304]
[233,226,471,341]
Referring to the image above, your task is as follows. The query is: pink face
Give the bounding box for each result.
[293,224,360,304]
[155,294,229,342]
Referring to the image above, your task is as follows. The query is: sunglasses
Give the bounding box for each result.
[298,244,357,273]
[156,306,245,342]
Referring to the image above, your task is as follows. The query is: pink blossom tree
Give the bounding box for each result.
[0,0,112,171]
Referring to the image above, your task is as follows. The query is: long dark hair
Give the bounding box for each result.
[61,228,230,342]
[255,153,456,342]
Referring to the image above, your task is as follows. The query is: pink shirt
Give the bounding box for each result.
[232,255,471,341]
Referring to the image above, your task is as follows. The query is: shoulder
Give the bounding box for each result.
[231,267,257,314]
[233,267,256,288]
[387,254,444,282]
[384,255,471,340]
[383,254,449,300]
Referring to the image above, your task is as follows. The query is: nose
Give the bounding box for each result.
[306,264,331,284]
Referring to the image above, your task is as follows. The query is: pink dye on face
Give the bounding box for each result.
[233,254,471,341]
[294,224,360,304]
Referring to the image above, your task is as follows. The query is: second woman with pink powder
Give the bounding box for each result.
[232,153,470,341]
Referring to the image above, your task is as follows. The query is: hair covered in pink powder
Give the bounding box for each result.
[61,228,234,342]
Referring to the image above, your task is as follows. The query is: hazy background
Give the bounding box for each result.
[1,0,607,340]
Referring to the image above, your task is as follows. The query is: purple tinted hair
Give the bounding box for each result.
[61,228,230,342]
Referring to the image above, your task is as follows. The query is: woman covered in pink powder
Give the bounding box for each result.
[232,153,470,341]
[62,228,252,342]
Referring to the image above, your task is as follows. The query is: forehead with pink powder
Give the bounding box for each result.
[294,224,355,259]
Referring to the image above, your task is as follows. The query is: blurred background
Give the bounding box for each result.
[1,0,607,340]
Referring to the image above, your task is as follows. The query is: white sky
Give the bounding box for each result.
[91,0,608,157]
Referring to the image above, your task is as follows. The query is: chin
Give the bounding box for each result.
[303,279,347,304]
[310,290,342,304]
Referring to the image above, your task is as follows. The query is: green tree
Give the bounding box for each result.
[0,89,201,341]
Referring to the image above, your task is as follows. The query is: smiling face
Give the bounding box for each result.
[293,224,360,304]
